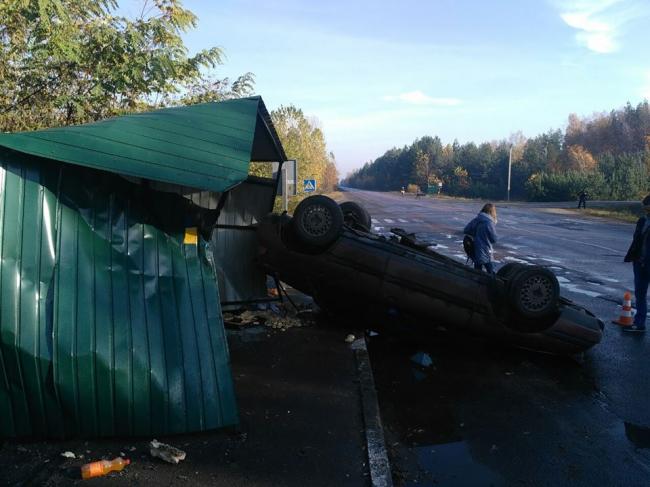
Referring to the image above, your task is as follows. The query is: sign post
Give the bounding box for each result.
[272,160,297,211]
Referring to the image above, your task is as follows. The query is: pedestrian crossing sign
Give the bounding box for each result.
[304,179,317,193]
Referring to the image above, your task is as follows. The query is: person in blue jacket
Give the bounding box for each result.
[623,194,650,333]
[464,203,498,274]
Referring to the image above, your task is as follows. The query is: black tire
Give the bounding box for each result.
[292,195,343,248]
[508,266,560,319]
[497,263,527,280]
[340,201,372,232]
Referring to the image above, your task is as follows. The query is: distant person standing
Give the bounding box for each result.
[464,203,498,274]
[401,186,405,196]
[577,189,588,209]
[623,194,650,333]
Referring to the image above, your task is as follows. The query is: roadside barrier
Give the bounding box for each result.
[612,291,634,327]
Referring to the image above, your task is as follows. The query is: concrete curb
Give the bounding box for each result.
[354,338,393,487]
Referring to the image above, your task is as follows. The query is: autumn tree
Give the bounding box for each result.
[563,145,597,172]
[0,0,253,131]
[271,105,338,196]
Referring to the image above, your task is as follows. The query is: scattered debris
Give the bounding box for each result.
[60,451,76,459]
[345,334,356,343]
[410,352,433,368]
[81,457,130,480]
[223,302,308,332]
[150,439,186,465]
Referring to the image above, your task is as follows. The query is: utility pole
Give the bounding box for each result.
[507,146,512,202]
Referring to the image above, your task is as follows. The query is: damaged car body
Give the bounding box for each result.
[257,195,604,355]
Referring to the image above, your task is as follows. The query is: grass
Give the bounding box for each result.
[582,205,643,223]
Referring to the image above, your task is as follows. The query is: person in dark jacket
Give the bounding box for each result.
[577,190,588,209]
[464,203,498,273]
[623,194,650,332]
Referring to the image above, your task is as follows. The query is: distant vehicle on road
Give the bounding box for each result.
[256,196,604,355]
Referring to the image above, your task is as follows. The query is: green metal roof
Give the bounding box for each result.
[0,96,285,192]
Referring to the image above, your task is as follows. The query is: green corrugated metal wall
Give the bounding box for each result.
[0,152,238,438]
[0,98,262,194]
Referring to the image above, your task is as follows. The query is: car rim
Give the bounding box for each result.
[519,275,554,312]
[301,205,332,237]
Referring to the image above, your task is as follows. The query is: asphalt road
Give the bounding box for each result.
[341,189,650,486]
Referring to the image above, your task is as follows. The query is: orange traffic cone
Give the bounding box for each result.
[613,291,634,326]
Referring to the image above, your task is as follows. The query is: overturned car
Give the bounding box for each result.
[257,195,604,355]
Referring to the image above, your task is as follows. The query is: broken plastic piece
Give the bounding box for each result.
[150,439,186,464]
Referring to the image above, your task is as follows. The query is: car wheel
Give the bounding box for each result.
[292,195,343,248]
[496,263,526,280]
[340,201,372,232]
[508,266,560,319]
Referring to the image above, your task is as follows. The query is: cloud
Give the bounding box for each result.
[554,0,648,53]
[382,91,462,106]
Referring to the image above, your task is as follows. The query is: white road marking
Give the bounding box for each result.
[550,266,563,271]
[436,244,449,249]
[374,227,384,231]
[556,276,570,283]
[445,234,454,239]
[600,277,620,283]
[398,218,408,223]
[453,254,467,260]
[384,218,394,223]
[371,219,380,224]
[562,283,601,297]
[502,244,523,250]
[505,225,621,253]
[412,219,424,223]
[563,218,594,225]
[503,256,529,264]
[540,257,562,264]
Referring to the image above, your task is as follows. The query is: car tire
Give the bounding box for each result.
[340,201,372,232]
[292,195,343,248]
[508,266,560,319]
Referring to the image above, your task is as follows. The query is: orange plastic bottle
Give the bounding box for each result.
[81,457,130,480]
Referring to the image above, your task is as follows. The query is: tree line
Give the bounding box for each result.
[343,101,650,201]
[1,0,338,195]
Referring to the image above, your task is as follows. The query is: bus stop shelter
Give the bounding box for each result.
[0,96,287,438]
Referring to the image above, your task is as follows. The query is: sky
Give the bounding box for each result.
[126,0,650,177]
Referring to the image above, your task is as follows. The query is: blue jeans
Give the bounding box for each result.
[633,262,650,328]
[474,261,494,274]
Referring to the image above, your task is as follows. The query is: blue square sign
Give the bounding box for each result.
[303,179,317,193]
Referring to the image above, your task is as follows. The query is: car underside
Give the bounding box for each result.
[256,196,604,355]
